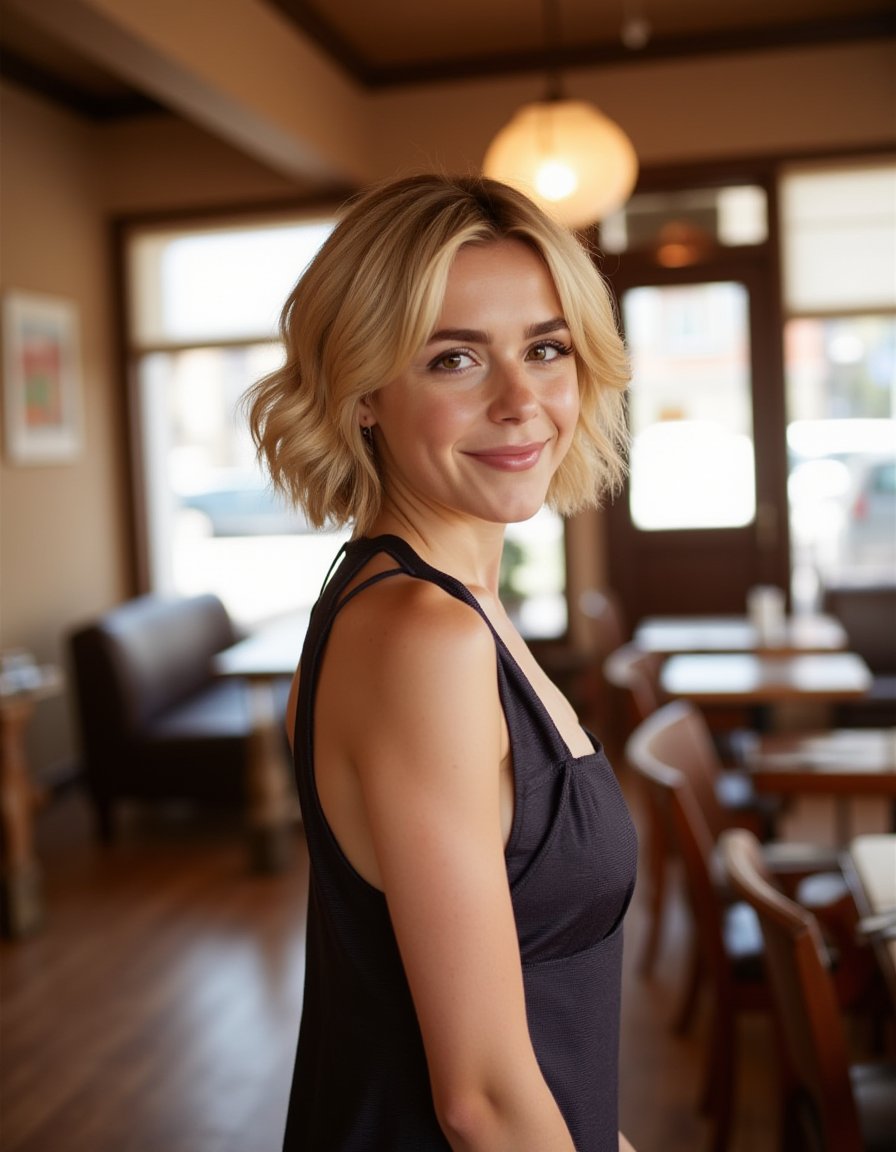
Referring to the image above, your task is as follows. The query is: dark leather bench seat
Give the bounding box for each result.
[69,593,289,839]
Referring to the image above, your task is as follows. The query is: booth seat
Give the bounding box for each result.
[69,593,287,840]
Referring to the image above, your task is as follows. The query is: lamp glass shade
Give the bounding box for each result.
[482,99,638,229]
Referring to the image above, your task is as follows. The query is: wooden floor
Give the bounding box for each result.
[1,774,891,1152]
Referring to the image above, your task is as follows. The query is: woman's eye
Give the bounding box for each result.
[528,340,572,362]
[430,350,475,372]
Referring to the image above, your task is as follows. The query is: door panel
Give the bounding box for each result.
[606,255,790,625]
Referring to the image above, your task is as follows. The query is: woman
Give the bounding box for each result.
[247,174,637,1152]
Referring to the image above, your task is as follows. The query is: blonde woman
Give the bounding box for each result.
[248,174,637,1152]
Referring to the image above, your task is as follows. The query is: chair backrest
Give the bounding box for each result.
[578,588,627,657]
[721,829,863,1152]
[603,643,665,723]
[626,705,731,986]
[625,700,729,838]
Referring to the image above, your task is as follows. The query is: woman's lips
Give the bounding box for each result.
[465,442,545,471]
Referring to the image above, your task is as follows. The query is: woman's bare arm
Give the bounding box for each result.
[337,580,576,1152]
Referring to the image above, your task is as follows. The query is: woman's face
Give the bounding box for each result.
[364,239,580,529]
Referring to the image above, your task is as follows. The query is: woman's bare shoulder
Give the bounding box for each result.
[327,571,501,761]
[338,568,494,676]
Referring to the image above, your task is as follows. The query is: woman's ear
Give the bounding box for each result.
[357,394,377,429]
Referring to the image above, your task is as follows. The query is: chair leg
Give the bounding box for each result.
[639,808,669,977]
[91,790,115,843]
[673,939,702,1035]
[704,1002,735,1152]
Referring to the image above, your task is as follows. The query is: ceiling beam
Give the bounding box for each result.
[267,3,896,90]
[2,0,372,186]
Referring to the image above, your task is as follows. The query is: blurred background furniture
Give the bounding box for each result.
[626,702,870,1152]
[634,612,848,655]
[0,656,62,937]
[608,657,783,979]
[722,828,896,1152]
[822,582,896,729]
[844,833,896,1013]
[626,715,772,1152]
[213,612,309,871]
[659,651,873,712]
[69,594,292,869]
[745,728,896,843]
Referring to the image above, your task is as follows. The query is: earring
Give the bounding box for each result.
[361,424,374,447]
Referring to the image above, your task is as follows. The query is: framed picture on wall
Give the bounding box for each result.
[2,291,84,464]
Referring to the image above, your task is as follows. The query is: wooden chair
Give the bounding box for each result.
[603,641,664,728]
[621,692,782,980]
[626,714,769,1152]
[626,702,866,1151]
[579,587,628,656]
[533,587,627,726]
[721,829,896,1152]
[573,588,629,739]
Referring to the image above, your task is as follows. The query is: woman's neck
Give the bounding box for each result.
[367,508,507,596]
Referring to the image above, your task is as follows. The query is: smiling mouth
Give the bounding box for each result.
[465,443,546,471]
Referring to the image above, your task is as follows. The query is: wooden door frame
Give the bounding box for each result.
[598,176,791,625]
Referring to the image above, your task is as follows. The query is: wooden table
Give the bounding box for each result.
[844,833,896,1010]
[213,612,309,872]
[659,651,872,707]
[634,613,847,655]
[745,727,896,842]
[745,728,896,798]
[0,662,62,937]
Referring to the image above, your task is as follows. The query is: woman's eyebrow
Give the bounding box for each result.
[525,317,569,338]
[427,317,569,345]
[428,327,487,344]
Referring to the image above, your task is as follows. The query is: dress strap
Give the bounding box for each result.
[333,567,405,613]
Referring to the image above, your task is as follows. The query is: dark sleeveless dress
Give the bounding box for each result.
[283,535,638,1152]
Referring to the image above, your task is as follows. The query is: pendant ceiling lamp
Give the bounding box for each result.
[482,0,638,230]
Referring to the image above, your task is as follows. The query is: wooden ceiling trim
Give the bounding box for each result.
[0,49,163,120]
[265,4,895,90]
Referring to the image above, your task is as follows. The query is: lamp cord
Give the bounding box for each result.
[542,0,564,102]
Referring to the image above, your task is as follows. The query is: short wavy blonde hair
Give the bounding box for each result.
[246,174,629,535]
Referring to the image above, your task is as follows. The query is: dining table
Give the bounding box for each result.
[744,727,896,842]
[843,833,896,1011]
[659,651,873,707]
[745,728,896,797]
[633,612,848,656]
[213,611,310,872]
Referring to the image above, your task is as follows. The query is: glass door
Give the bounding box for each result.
[606,256,790,624]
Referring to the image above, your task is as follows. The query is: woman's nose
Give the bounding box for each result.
[487,362,539,422]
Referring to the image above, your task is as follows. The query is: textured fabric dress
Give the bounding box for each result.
[283,535,638,1152]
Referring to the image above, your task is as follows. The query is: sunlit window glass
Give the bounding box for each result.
[781,161,896,605]
[623,282,756,530]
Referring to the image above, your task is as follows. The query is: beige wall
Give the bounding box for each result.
[1,32,894,781]
[0,82,130,778]
[367,40,896,180]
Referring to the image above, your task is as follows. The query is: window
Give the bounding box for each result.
[125,216,568,635]
[781,161,896,603]
[127,216,346,627]
[622,281,756,531]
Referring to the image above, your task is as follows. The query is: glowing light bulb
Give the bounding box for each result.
[482,99,638,228]
[535,160,578,201]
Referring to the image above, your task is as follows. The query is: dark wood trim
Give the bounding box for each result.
[0,51,164,121]
[265,3,895,90]
[109,188,357,232]
[629,144,896,196]
[109,217,145,595]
